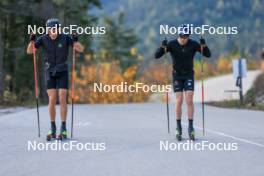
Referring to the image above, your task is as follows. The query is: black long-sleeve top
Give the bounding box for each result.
[155,38,211,78]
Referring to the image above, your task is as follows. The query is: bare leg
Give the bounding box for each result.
[175,92,183,120]
[47,89,57,121]
[59,89,68,122]
[185,90,195,140]
[175,92,183,140]
[185,91,194,119]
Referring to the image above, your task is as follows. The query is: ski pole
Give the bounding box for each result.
[32,42,40,137]
[71,43,76,138]
[200,36,205,136]
[164,37,170,133]
[166,87,170,134]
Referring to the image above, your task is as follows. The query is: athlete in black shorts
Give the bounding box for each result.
[27,18,84,140]
[155,24,211,140]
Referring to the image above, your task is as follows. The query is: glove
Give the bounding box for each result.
[72,33,78,42]
[30,33,36,41]
[161,38,167,48]
[200,37,206,45]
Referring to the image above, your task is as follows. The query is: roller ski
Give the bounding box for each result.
[188,127,195,141]
[57,130,67,141]
[46,130,56,141]
[175,128,182,141]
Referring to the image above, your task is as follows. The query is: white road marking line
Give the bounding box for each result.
[181,122,264,148]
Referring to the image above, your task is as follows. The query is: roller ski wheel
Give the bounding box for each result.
[57,130,67,141]
[188,128,195,141]
[175,128,182,141]
[46,131,56,141]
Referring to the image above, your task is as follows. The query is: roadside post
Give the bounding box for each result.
[232,58,247,104]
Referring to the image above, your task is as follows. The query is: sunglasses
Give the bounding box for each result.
[179,34,189,39]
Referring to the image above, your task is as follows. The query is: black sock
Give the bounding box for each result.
[188,119,193,129]
[51,121,56,133]
[177,119,182,130]
[61,121,66,131]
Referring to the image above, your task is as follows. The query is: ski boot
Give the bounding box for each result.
[175,128,182,141]
[57,130,67,141]
[188,127,195,141]
[46,130,56,141]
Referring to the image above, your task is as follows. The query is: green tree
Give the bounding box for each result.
[100,12,138,71]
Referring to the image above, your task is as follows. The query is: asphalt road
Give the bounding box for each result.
[0,103,263,176]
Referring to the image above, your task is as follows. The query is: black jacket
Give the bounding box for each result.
[35,34,73,65]
[155,38,211,78]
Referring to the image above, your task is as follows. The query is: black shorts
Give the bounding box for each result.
[46,71,68,89]
[172,77,194,92]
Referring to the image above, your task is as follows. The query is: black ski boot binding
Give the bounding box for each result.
[188,127,195,141]
[175,127,182,141]
[57,130,67,141]
[46,130,56,141]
